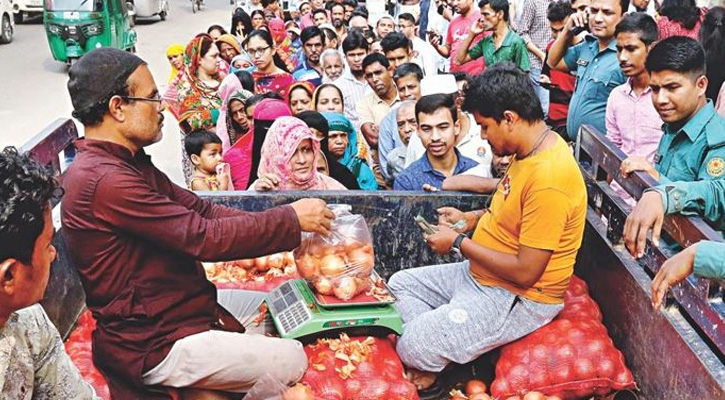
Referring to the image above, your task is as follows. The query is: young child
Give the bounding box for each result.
[184,130,233,191]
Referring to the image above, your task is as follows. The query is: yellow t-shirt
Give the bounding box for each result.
[471,137,587,304]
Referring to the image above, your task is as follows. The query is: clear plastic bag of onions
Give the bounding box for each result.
[293,204,375,301]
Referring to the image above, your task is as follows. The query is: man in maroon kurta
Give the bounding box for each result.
[61,48,334,400]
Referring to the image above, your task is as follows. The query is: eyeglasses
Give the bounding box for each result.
[247,46,271,57]
[121,93,165,108]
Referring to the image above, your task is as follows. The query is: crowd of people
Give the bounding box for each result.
[4,0,725,399]
[159,0,725,198]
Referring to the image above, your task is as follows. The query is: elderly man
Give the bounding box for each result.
[321,49,345,82]
[0,148,100,399]
[61,48,334,400]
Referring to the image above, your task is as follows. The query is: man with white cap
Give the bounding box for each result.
[376,14,397,38]
[404,74,493,178]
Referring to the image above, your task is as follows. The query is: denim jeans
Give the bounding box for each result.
[530,66,550,119]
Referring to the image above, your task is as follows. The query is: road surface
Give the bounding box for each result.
[0,0,237,185]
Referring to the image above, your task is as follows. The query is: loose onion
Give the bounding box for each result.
[268,253,285,270]
[465,379,487,396]
[523,392,546,400]
[320,254,346,277]
[314,278,334,295]
[254,256,270,271]
[284,251,296,267]
[238,259,256,269]
[283,383,315,400]
[545,396,563,400]
[469,394,492,400]
[333,276,358,300]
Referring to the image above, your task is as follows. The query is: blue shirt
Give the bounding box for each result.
[563,36,626,141]
[292,59,323,87]
[378,106,407,181]
[393,149,478,190]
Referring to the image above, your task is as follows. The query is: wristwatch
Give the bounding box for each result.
[451,233,467,257]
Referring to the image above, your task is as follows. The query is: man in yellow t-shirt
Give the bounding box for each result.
[388,63,587,390]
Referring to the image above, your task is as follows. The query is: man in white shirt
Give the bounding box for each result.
[397,12,439,76]
[334,30,372,126]
[405,74,493,178]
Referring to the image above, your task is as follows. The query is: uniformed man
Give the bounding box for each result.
[546,0,628,141]
[620,38,725,273]
[624,178,725,309]
[619,36,725,184]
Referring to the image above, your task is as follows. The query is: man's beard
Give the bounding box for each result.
[333,19,343,28]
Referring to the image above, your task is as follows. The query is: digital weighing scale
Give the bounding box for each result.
[266,277,403,341]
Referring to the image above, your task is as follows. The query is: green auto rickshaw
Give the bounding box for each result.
[43,0,137,66]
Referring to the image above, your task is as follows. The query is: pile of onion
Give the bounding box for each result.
[448,383,560,400]
[236,251,296,273]
[294,239,375,301]
[204,252,297,285]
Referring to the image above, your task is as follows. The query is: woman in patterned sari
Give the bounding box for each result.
[167,33,227,182]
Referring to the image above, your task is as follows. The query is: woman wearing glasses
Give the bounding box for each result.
[247,30,295,98]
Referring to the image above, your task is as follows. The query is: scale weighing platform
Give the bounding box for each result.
[266,276,403,341]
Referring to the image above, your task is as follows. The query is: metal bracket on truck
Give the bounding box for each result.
[576,124,725,398]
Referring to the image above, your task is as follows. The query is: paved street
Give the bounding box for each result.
[0,0,237,184]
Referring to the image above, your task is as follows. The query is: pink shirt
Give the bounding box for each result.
[447,11,485,74]
[605,79,663,161]
[605,79,663,204]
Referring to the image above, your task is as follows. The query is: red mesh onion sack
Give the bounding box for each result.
[65,310,111,399]
[300,334,418,400]
[490,276,636,400]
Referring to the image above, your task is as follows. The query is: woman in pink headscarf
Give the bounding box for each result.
[250,116,346,191]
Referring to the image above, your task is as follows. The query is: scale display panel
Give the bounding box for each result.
[267,281,313,336]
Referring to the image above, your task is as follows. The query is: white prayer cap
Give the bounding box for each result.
[420,74,458,97]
